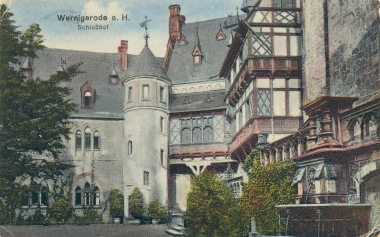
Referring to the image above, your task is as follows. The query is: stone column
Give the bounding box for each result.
[319,109,333,143]
[307,116,318,149]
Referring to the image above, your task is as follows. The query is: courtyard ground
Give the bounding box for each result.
[0,224,171,237]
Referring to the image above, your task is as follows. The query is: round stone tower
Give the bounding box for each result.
[122,46,171,219]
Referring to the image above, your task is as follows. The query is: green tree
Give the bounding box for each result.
[0,4,82,222]
[185,172,249,237]
[241,149,296,234]
[109,188,124,218]
[130,187,145,219]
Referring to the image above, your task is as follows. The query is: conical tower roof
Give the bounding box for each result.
[125,46,170,81]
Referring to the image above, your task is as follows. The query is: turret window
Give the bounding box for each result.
[128,87,133,102]
[143,85,149,99]
[128,141,132,155]
[144,171,150,186]
[160,87,164,102]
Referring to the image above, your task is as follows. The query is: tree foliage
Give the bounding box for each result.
[0,4,82,222]
[130,187,145,219]
[185,172,249,237]
[241,148,296,234]
[109,188,124,218]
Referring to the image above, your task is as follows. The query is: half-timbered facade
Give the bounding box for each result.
[219,0,303,169]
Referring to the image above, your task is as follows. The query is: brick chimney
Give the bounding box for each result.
[169,5,186,43]
[118,40,128,71]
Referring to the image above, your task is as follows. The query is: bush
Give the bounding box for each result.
[47,197,72,223]
[147,199,168,222]
[109,188,124,218]
[75,206,102,224]
[26,207,46,224]
[130,187,145,219]
[185,172,249,237]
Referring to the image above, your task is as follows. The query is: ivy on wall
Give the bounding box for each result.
[241,148,296,235]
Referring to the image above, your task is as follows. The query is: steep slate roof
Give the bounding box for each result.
[126,46,170,81]
[167,15,239,84]
[170,90,226,113]
[22,48,138,119]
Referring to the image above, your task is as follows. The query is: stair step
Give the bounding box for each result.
[172,226,185,232]
[165,229,184,236]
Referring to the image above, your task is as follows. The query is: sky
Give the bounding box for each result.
[3,0,244,57]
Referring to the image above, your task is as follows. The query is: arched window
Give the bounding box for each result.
[94,131,100,150]
[84,183,91,205]
[85,127,91,150]
[181,128,191,143]
[93,187,100,205]
[75,187,82,206]
[41,186,48,206]
[128,141,132,155]
[192,127,202,143]
[84,91,92,106]
[31,190,39,206]
[75,130,82,149]
[203,126,213,143]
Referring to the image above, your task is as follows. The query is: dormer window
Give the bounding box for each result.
[215,23,226,41]
[84,91,91,106]
[80,81,95,109]
[192,48,202,65]
[194,54,201,64]
[178,34,188,46]
[108,63,120,84]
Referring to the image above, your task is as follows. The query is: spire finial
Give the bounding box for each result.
[195,26,200,46]
[140,16,151,47]
[236,6,240,22]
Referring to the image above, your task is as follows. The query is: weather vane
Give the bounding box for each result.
[140,16,151,47]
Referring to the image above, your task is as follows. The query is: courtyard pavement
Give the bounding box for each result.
[0,224,171,237]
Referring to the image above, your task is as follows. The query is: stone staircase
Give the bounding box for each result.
[165,223,187,236]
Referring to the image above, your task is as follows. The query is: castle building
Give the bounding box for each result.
[16,0,380,235]
[16,4,242,222]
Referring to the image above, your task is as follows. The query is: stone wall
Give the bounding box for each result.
[328,0,380,105]
[302,0,328,102]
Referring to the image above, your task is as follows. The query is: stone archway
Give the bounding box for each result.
[354,160,380,228]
